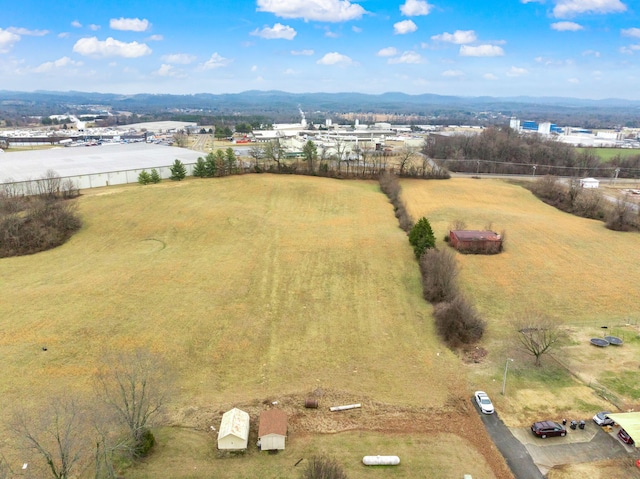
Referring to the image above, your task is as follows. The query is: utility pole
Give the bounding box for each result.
[502,358,514,396]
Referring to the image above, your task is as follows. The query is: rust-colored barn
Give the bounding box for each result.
[449,230,502,254]
[258,409,287,451]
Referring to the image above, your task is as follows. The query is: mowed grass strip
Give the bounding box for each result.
[128,428,496,479]
[401,178,640,331]
[0,175,463,422]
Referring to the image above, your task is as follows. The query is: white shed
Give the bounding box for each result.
[258,409,287,451]
[217,408,250,450]
[580,177,599,188]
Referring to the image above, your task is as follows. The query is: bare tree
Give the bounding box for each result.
[247,143,265,170]
[301,455,347,479]
[517,313,563,366]
[396,146,416,175]
[94,349,170,458]
[12,397,92,479]
[172,131,188,148]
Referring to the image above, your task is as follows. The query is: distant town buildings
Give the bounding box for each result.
[509,116,640,149]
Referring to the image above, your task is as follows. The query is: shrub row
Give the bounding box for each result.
[419,249,486,348]
[527,175,640,232]
[378,171,413,232]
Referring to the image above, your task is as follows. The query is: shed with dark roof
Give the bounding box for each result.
[449,230,502,254]
[258,409,287,451]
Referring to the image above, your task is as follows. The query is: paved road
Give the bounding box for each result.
[474,401,544,479]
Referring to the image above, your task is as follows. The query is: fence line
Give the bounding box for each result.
[0,162,200,195]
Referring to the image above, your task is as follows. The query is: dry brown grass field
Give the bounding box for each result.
[3,174,639,478]
[401,177,640,476]
[1,174,512,478]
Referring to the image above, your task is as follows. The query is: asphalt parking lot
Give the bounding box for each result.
[511,423,631,476]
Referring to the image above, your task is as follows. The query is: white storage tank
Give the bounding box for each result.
[362,455,400,466]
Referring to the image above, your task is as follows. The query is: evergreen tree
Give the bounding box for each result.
[204,152,218,177]
[215,150,226,175]
[409,217,436,259]
[225,147,237,174]
[193,157,207,178]
[150,168,161,184]
[169,159,187,181]
[138,170,151,185]
[303,140,318,172]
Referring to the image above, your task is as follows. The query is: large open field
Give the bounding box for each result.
[3,174,639,477]
[1,175,512,478]
[401,178,640,424]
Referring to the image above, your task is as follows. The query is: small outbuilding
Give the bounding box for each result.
[449,230,502,254]
[580,177,600,188]
[258,409,287,451]
[217,408,250,451]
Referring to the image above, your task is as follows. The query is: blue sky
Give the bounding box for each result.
[1,0,640,99]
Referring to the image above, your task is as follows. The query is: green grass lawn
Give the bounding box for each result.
[575,147,640,162]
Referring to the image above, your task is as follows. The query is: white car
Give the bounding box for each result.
[474,391,495,414]
[593,411,614,426]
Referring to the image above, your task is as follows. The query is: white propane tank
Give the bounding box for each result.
[362,455,400,466]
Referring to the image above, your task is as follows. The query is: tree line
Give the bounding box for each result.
[424,126,640,179]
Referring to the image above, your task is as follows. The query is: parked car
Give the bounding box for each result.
[618,428,634,445]
[531,421,567,438]
[593,411,614,426]
[474,391,494,414]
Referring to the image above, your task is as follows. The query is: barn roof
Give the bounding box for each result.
[451,230,501,241]
[218,408,250,441]
[258,409,287,437]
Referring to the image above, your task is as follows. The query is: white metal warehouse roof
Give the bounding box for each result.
[0,143,204,183]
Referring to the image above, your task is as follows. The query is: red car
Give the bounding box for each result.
[618,428,634,445]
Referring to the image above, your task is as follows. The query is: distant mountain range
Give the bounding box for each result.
[2,90,640,127]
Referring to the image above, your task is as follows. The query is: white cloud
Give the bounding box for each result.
[553,0,626,18]
[0,29,21,53]
[551,21,583,31]
[582,49,601,57]
[568,77,579,83]
[147,34,163,41]
[32,56,82,73]
[291,49,314,55]
[620,44,640,54]
[7,27,49,36]
[483,73,499,80]
[317,52,354,65]
[394,20,417,34]
[251,23,297,40]
[283,68,297,75]
[521,0,544,3]
[388,51,422,64]
[507,66,529,76]
[431,30,477,44]
[251,65,258,72]
[110,18,151,32]
[256,0,367,22]
[58,32,69,38]
[89,24,101,31]
[161,53,196,64]
[459,44,504,56]
[377,47,398,57]
[72,37,152,58]
[400,0,433,16]
[324,30,340,38]
[622,27,640,38]
[199,52,232,70]
[442,69,463,77]
[352,26,362,33]
[153,64,185,77]
[71,20,82,28]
